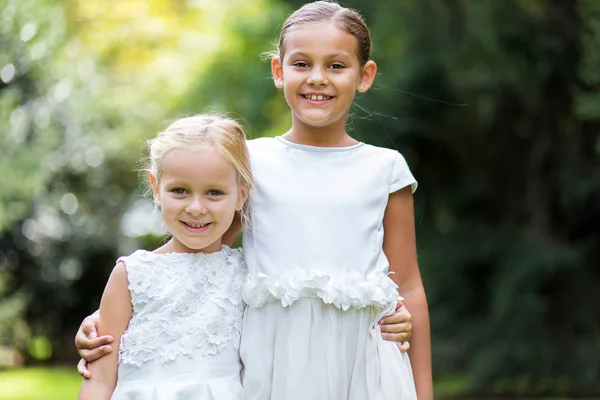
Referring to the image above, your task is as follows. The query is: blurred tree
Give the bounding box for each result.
[1,0,599,397]
[0,0,286,364]
[0,0,78,363]
[375,1,600,394]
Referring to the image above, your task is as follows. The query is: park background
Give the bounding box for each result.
[0,0,599,398]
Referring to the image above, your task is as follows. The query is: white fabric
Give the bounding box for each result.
[111,246,246,400]
[241,137,418,400]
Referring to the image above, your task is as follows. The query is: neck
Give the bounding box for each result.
[154,238,223,254]
[284,115,358,147]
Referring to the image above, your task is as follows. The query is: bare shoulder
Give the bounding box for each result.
[98,261,132,330]
[108,261,128,285]
[113,260,127,274]
[101,261,130,303]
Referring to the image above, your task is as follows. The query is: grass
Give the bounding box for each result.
[0,367,81,400]
[0,367,597,400]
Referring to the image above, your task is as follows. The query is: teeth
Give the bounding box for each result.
[187,222,208,228]
[306,94,331,101]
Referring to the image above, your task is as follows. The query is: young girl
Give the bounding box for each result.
[238,2,431,399]
[76,1,432,399]
[78,115,252,399]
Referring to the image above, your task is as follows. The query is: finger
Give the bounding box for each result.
[77,359,91,379]
[82,322,98,340]
[379,312,411,325]
[381,331,411,343]
[380,322,411,334]
[379,314,400,325]
[380,305,411,325]
[397,341,410,353]
[76,334,113,351]
[396,300,404,311]
[80,345,113,363]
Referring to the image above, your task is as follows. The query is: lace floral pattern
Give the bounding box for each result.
[117,246,246,367]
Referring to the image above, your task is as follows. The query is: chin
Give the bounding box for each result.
[299,116,335,127]
[299,111,345,125]
[175,237,211,252]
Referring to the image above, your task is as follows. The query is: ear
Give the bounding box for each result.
[271,56,284,88]
[149,173,161,207]
[236,185,249,212]
[357,60,377,93]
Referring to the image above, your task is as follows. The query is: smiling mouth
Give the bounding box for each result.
[182,221,212,228]
[302,94,333,101]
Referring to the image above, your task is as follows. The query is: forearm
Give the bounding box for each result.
[78,380,114,400]
[403,285,433,400]
[79,262,128,394]
[382,189,433,398]
[78,353,118,399]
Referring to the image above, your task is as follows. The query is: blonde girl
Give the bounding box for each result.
[78,115,252,400]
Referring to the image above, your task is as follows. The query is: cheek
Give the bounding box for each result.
[282,80,296,94]
[160,196,177,209]
[334,74,359,89]
[282,70,302,86]
[160,198,185,216]
[212,198,238,216]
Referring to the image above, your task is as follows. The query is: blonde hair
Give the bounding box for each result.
[143,114,253,221]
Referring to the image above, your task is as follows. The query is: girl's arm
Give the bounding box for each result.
[75,310,114,378]
[383,186,433,400]
[78,262,132,400]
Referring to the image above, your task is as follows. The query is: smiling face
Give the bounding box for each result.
[151,146,245,254]
[272,21,376,133]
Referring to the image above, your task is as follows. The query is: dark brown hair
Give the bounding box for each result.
[277,1,372,66]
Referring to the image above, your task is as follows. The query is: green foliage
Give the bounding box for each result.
[27,336,52,361]
[0,367,81,400]
[0,0,599,397]
[333,0,598,394]
[0,0,285,365]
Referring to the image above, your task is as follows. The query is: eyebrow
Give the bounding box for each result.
[287,51,354,60]
[330,53,354,60]
[162,177,232,188]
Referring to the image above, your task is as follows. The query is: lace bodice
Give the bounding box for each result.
[117,246,246,367]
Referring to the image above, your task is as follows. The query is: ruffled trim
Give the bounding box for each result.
[242,269,402,311]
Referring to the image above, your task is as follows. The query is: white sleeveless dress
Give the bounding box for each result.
[111,246,246,400]
[240,137,418,400]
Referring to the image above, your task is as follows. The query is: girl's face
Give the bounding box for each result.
[272,21,376,131]
[151,147,245,254]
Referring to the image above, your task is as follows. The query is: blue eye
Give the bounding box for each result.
[171,188,186,195]
[207,190,223,196]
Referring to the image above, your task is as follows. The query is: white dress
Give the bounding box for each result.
[240,137,418,400]
[111,246,246,400]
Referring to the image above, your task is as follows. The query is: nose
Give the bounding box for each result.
[186,196,208,215]
[307,66,328,86]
